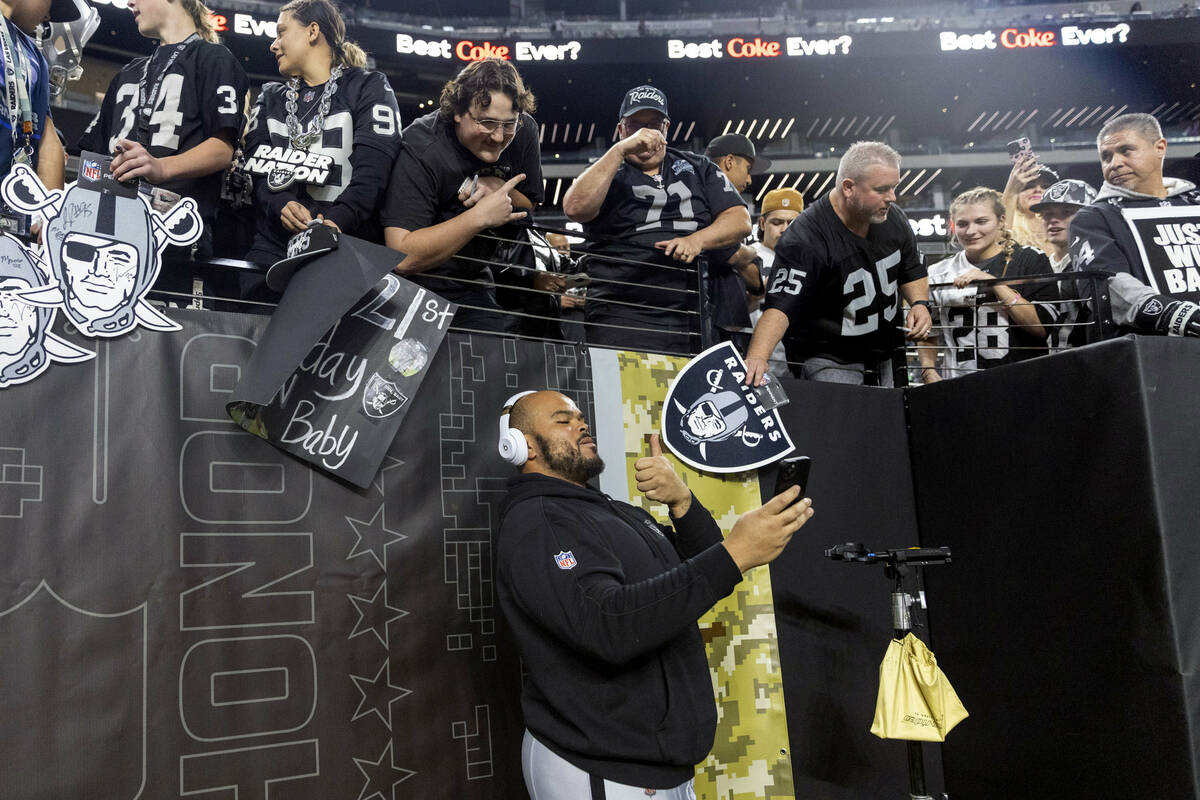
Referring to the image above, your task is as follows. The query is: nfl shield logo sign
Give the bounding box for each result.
[81,160,102,181]
[661,341,794,473]
[553,550,577,570]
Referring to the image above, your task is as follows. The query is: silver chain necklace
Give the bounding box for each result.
[284,64,343,149]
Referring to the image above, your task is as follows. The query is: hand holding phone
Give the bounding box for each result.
[1007,137,1034,164]
[773,456,811,506]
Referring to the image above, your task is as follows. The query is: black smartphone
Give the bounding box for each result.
[774,456,811,505]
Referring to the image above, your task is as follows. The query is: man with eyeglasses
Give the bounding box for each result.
[563,85,750,354]
[383,58,553,332]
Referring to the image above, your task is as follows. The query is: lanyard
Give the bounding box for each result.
[135,33,198,147]
[0,20,33,164]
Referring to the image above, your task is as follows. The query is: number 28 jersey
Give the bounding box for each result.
[765,194,925,363]
[78,39,247,225]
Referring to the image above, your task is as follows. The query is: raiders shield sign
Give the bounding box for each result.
[661,342,794,473]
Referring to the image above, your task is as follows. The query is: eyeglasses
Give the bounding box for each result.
[621,118,669,134]
[466,110,520,135]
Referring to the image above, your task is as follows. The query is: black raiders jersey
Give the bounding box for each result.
[78,39,247,225]
[765,194,926,363]
[928,245,1058,376]
[244,68,402,260]
[582,148,745,310]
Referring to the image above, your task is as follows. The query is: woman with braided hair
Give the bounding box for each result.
[241,0,402,285]
[78,0,248,289]
[919,186,1059,381]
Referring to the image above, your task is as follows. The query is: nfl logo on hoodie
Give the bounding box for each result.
[554,550,577,570]
[661,342,794,473]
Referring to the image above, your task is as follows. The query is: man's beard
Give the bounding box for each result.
[848,194,889,225]
[534,433,605,485]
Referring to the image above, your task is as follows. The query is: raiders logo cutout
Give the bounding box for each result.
[0,154,200,345]
[661,341,794,473]
[0,232,94,387]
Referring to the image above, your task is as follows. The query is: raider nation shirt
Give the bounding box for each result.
[79,37,247,230]
[244,68,402,262]
[766,193,926,364]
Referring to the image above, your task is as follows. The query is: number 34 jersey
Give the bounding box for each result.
[765,194,926,363]
[78,39,248,225]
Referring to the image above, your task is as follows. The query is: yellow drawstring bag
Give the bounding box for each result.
[870,632,968,742]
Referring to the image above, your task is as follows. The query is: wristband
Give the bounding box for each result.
[910,299,931,309]
[1005,293,1024,308]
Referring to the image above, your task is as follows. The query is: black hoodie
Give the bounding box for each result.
[497,472,743,788]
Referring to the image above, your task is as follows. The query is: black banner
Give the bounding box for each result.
[1122,206,1200,304]
[84,2,1200,73]
[229,236,455,488]
[0,309,592,798]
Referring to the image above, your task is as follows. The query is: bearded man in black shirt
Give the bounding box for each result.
[745,141,932,387]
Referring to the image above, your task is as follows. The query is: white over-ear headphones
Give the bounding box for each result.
[498,390,537,466]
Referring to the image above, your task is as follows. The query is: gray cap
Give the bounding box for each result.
[705,133,772,174]
[1030,179,1097,212]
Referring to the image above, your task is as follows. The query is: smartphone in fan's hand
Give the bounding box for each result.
[1007,137,1034,163]
[773,456,811,506]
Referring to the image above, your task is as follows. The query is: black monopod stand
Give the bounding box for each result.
[824,543,953,800]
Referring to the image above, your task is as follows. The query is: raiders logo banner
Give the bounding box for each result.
[1121,206,1200,304]
[0,153,205,387]
[660,341,794,473]
[228,235,455,488]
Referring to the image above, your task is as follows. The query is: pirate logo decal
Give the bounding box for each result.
[661,341,794,473]
[361,372,408,419]
[1,158,202,339]
[0,232,93,387]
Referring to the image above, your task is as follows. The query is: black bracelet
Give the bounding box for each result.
[910,299,932,309]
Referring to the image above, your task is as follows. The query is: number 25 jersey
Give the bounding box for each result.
[765,194,925,363]
[78,39,247,226]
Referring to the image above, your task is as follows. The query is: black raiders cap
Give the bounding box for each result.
[705,133,772,174]
[267,222,340,292]
[1030,179,1097,212]
[618,85,668,120]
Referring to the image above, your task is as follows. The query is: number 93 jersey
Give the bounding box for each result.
[78,39,248,224]
[765,194,925,363]
[244,68,402,256]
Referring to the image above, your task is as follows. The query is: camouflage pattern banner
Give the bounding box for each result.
[591,348,795,800]
[0,309,598,798]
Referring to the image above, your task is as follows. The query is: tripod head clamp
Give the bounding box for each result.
[824,542,952,582]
